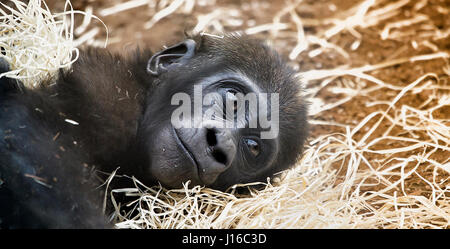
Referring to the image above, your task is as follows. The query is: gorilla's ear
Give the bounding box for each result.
[147,39,196,76]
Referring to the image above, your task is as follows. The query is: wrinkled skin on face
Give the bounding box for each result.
[138,34,308,190]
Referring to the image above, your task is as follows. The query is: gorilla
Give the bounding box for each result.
[0,33,308,228]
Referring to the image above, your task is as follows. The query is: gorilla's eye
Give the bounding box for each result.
[226,89,238,95]
[244,138,260,157]
[225,89,239,112]
[221,88,241,121]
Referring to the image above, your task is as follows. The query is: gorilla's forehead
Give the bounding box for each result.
[194,35,298,93]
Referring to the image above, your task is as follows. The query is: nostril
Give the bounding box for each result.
[211,149,227,165]
[206,128,217,146]
[204,126,236,167]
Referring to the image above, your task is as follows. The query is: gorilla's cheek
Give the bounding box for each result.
[145,124,202,188]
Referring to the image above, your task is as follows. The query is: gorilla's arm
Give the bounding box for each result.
[0,98,110,229]
[0,48,151,228]
[0,60,110,228]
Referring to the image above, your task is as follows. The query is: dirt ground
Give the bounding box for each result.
[42,0,449,227]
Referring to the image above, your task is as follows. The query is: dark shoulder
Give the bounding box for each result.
[52,47,153,164]
[66,47,153,88]
[53,47,152,112]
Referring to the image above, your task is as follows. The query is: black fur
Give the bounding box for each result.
[0,34,308,228]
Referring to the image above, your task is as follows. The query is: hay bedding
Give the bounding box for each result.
[1,0,449,228]
[0,0,106,88]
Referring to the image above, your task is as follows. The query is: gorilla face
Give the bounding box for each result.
[138,34,308,190]
[141,72,280,189]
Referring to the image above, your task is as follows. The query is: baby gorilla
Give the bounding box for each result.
[0,34,308,228]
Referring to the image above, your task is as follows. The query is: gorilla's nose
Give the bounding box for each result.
[205,127,237,168]
[197,123,237,184]
[177,120,237,185]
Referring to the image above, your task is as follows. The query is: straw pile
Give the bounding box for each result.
[0,0,104,88]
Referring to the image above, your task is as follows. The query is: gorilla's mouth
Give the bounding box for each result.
[172,126,202,183]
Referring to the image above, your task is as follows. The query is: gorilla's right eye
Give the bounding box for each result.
[244,138,260,157]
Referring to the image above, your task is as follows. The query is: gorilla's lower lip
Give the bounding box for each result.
[172,127,202,182]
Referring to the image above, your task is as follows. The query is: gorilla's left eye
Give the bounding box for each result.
[220,88,241,121]
[244,138,260,157]
[224,89,239,112]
